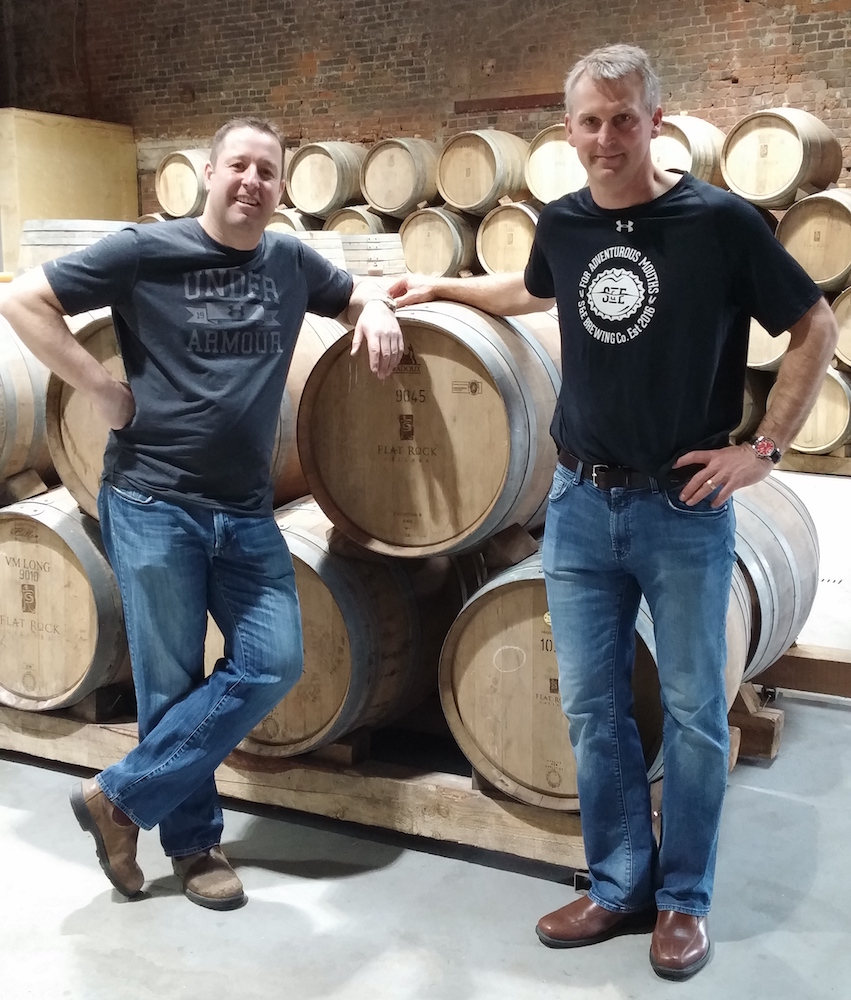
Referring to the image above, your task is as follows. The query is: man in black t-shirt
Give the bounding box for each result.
[0,117,403,911]
[389,46,837,980]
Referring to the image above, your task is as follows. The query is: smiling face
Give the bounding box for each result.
[200,126,284,249]
[565,71,663,209]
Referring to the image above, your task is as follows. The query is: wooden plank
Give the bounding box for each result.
[0,706,587,868]
[776,451,851,476]
[757,643,851,699]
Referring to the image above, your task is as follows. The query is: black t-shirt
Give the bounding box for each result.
[45,219,352,513]
[524,174,822,477]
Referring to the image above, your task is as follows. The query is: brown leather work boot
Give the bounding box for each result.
[172,845,247,911]
[650,910,711,980]
[70,777,144,897]
[536,895,656,948]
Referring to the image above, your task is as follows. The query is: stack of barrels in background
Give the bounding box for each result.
[0,103,840,813]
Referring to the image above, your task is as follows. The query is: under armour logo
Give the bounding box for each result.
[615,220,634,232]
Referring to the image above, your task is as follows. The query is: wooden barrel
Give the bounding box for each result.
[437,130,531,216]
[154,148,210,218]
[731,369,772,443]
[832,285,851,369]
[278,147,296,207]
[438,551,749,808]
[475,201,540,274]
[0,487,130,710]
[45,308,348,516]
[650,114,727,187]
[270,315,347,506]
[0,315,54,484]
[323,205,400,235]
[286,142,368,219]
[720,108,843,208]
[768,367,851,455]
[45,309,121,518]
[360,138,441,219]
[747,316,790,371]
[734,475,819,680]
[266,208,323,233]
[297,302,561,557]
[524,124,587,203]
[17,220,129,272]
[136,212,171,224]
[205,497,484,756]
[398,207,478,277]
[339,234,407,277]
[774,189,851,292]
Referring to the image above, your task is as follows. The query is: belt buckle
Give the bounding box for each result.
[591,464,608,488]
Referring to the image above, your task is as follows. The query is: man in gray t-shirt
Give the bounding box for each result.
[0,117,403,911]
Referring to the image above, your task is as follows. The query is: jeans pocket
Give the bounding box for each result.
[548,462,574,503]
[111,484,156,505]
[663,487,728,516]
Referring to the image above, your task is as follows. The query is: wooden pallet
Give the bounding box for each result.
[0,705,588,870]
[758,643,851,700]
[776,450,851,477]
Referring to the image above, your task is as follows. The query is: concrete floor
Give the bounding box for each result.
[2,469,850,999]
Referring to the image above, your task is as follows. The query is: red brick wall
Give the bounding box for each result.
[8,0,851,209]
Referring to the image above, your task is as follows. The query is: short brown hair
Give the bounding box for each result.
[210,117,286,168]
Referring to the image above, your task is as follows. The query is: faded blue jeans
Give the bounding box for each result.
[541,460,735,916]
[96,483,303,857]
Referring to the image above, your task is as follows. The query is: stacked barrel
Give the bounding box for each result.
[0,107,831,815]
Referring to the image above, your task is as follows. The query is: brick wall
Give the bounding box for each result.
[8,0,851,213]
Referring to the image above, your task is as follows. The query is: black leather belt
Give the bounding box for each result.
[557,448,699,492]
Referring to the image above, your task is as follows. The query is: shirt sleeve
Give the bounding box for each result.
[42,226,141,315]
[524,208,556,299]
[299,242,354,318]
[720,195,822,336]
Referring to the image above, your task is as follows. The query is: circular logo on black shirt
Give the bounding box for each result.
[578,247,659,345]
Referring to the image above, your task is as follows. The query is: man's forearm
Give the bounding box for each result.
[758,297,839,452]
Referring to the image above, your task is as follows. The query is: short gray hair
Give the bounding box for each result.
[564,44,661,116]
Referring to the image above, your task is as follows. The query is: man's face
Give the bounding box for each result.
[204,127,284,234]
[565,72,662,197]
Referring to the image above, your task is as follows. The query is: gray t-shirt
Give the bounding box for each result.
[45,219,352,514]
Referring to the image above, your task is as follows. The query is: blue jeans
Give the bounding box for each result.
[541,460,735,916]
[96,484,304,857]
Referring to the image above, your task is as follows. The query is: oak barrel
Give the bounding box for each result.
[154,148,210,218]
[45,309,122,518]
[774,189,851,292]
[768,367,851,455]
[524,124,587,203]
[206,498,484,756]
[360,138,441,219]
[266,208,323,233]
[475,201,540,274]
[437,130,531,216]
[832,285,851,369]
[323,205,399,235]
[0,487,130,710]
[270,315,347,506]
[0,315,54,484]
[286,142,367,219]
[720,108,843,208]
[734,475,819,679]
[747,316,790,371]
[650,114,727,187]
[398,207,478,277]
[731,369,771,443]
[297,302,561,556]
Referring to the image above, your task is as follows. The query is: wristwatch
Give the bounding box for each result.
[749,435,782,464]
[368,295,397,314]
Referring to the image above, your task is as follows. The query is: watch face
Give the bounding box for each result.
[753,436,778,459]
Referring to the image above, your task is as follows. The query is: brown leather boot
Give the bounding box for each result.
[536,895,656,948]
[650,910,711,980]
[172,845,246,911]
[70,777,144,897]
